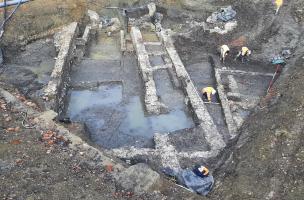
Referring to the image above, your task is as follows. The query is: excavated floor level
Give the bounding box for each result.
[65,32,194,149]
[0,20,278,172]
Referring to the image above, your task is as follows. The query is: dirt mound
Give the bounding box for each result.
[1,0,87,48]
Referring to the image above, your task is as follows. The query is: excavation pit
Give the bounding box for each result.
[1,18,277,170]
[64,28,195,149]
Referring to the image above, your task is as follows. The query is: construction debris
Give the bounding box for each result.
[207,6,237,23]
[204,6,238,34]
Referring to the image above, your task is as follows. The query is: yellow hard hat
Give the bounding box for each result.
[198,166,209,176]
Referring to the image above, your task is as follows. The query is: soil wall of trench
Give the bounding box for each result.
[0,0,182,49]
[175,1,304,199]
[209,54,304,200]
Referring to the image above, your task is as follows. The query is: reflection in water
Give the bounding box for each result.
[67,31,194,148]
[67,86,194,142]
[67,84,123,119]
[121,96,194,138]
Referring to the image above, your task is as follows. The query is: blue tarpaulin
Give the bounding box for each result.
[163,167,214,196]
[271,56,285,65]
[217,6,237,22]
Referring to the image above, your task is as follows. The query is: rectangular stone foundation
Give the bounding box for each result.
[131,27,166,115]
[158,29,226,151]
[214,67,238,138]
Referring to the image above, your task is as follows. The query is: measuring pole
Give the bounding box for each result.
[203,101,220,105]
[267,64,281,93]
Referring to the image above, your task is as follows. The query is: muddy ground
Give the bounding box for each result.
[0,83,204,199]
[1,0,304,199]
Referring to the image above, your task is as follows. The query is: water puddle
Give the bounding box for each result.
[21,59,55,85]
[149,56,165,66]
[120,96,194,138]
[145,44,164,53]
[67,84,123,119]
[154,69,187,109]
[66,83,194,148]
[66,31,194,149]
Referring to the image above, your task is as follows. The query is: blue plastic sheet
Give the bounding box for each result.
[271,56,285,65]
[162,167,214,196]
[217,6,237,22]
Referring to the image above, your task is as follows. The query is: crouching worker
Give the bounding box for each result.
[202,87,217,102]
[220,44,230,63]
[162,165,214,196]
[274,0,283,15]
[235,46,251,63]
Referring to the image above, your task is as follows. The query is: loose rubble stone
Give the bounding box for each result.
[115,163,162,194]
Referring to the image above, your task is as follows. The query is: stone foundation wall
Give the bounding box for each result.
[131,26,167,115]
[44,22,79,116]
[158,29,226,151]
[43,10,99,116]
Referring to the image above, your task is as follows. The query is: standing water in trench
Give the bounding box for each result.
[66,32,194,149]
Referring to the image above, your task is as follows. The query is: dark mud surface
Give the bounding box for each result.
[0,83,204,200]
[0,39,56,103]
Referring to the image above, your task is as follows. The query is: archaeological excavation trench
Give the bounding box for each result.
[22,8,272,172]
[1,0,304,198]
[0,7,278,172]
